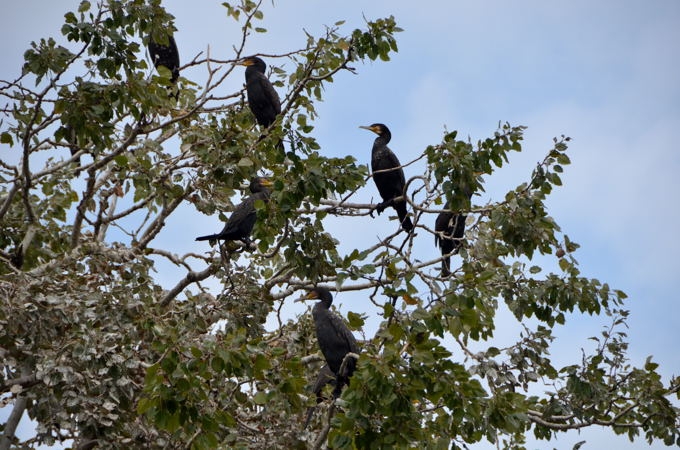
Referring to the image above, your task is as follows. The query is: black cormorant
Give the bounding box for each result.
[239,56,281,128]
[360,123,414,232]
[434,202,468,276]
[148,34,180,84]
[300,287,359,399]
[195,177,273,244]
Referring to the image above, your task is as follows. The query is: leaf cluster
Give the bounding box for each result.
[0,1,678,450]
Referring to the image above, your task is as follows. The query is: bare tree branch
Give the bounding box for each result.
[0,365,31,450]
[160,263,221,307]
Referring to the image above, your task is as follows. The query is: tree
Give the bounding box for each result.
[0,1,678,449]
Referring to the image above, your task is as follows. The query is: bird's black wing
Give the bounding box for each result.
[452,213,467,244]
[434,208,452,248]
[221,201,256,239]
[372,146,412,230]
[258,73,281,116]
[246,73,281,127]
[435,209,454,275]
[314,309,358,374]
[148,36,180,83]
[388,149,407,188]
[435,205,467,250]
[195,194,257,241]
[435,201,468,275]
[327,312,359,374]
[371,147,403,177]
[372,147,406,200]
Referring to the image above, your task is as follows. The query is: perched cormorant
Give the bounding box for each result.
[300,287,359,399]
[148,34,180,84]
[360,123,414,232]
[239,56,281,128]
[434,202,468,276]
[195,177,273,244]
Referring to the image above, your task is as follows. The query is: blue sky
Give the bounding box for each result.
[2,1,679,448]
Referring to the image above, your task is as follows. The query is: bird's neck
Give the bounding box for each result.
[245,66,262,78]
[314,299,332,311]
[372,133,391,152]
[253,190,270,200]
[372,140,391,157]
[375,134,390,146]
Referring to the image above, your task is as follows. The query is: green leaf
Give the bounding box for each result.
[114,154,129,167]
[136,396,154,415]
[645,356,659,371]
[211,356,225,372]
[347,311,364,329]
[238,157,253,166]
[0,132,13,146]
[573,440,586,450]
[558,258,570,272]
[253,353,270,372]
[253,391,267,405]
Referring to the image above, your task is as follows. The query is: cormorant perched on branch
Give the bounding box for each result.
[148,34,180,84]
[360,123,414,232]
[299,287,359,399]
[239,56,281,128]
[435,202,468,276]
[195,177,273,245]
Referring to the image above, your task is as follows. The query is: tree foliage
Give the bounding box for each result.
[1,1,678,449]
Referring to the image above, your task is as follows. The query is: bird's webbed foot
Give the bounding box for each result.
[375,201,387,215]
[238,237,254,250]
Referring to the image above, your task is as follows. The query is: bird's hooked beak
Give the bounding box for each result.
[359,125,379,135]
[239,58,255,67]
[295,290,319,303]
[259,178,274,188]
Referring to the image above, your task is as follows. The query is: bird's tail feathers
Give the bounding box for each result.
[396,204,414,232]
[441,257,451,277]
[401,216,414,232]
[195,233,219,241]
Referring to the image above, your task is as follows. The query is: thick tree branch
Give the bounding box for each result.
[0,365,31,450]
[312,403,336,450]
[0,373,38,394]
[0,180,19,222]
[0,396,27,450]
[160,263,221,307]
